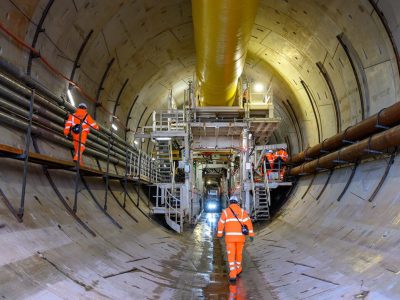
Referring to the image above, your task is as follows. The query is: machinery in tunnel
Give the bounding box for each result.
[1,0,400,298]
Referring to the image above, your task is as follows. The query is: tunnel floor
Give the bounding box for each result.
[176,213,276,299]
[2,155,398,299]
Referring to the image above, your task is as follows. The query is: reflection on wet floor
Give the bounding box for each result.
[186,213,276,300]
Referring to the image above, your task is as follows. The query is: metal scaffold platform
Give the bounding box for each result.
[0,143,138,181]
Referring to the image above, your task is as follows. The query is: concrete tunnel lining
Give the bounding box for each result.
[1,0,400,299]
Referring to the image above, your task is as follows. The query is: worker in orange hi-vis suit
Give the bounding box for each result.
[64,103,99,165]
[274,147,288,179]
[217,196,254,282]
[264,149,275,178]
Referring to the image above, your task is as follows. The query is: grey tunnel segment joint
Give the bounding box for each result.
[30,137,97,236]
[80,174,123,229]
[18,88,36,220]
[336,161,359,202]
[0,188,23,223]
[69,30,94,83]
[367,147,397,203]
[316,169,334,201]
[27,0,55,75]
[336,33,369,120]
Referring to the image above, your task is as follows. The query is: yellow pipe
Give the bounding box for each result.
[192,0,259,106]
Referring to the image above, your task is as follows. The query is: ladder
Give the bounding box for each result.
[254,185,270,220]
[156,140,172,183]
[253,160,271,221]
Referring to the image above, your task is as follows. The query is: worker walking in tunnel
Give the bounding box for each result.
[64,103,99,165]
[217,196,254,282]
[274,147,288,179]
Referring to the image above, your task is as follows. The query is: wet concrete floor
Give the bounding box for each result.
[177,213,276,300]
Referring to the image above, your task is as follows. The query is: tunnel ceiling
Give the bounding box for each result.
[1,0,399,152]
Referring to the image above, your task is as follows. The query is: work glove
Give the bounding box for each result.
[249,236,254,243]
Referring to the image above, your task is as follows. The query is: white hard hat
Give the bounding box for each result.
[229,196,239,203]
[78,103,87,109]
[268,149,273,153]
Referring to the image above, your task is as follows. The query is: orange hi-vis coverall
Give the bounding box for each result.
[64,108,99,164]
[275,149,288,162]
[265,152,275,177]
[217,204,254,279]
[274,149,288,179]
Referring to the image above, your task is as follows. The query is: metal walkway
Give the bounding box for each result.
[0,143,141,181]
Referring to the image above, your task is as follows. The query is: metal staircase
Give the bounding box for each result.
[253,161,271,221]
[152,184,184,233]
[156,140,172,183]
[254,185,270,220]
[148,108,188,233]
[165,185,183,233]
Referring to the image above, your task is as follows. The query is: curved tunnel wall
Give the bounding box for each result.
[1,0,400,298]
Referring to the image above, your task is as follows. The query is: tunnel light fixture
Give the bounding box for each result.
[67,89,75,106]
[134,140,138,145]
[253,82,264,93]
[207,203,217,210]
[111,123,118,131]
[156,137,171,141]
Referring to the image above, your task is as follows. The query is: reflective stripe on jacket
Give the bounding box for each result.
[217,204,254,242]
[64,108,99,136]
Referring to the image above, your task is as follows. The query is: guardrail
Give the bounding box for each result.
[127,149,161,183]
[152,109,186,132]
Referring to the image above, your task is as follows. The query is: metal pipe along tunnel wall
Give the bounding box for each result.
[1,0,400,299]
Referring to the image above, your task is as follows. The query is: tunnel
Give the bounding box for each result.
[1,0,400,299]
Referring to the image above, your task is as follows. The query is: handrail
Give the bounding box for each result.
[250,164,256,216]
[164,186,183,233]
[152,109,186,132]
[169,140,175,187]
[263,161,271,206]
[165,187,181,203]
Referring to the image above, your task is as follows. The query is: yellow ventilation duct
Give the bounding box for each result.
[192,0,259,106]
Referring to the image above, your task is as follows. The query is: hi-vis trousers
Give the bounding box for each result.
[226,242,244,279]
[72,132,87,164]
